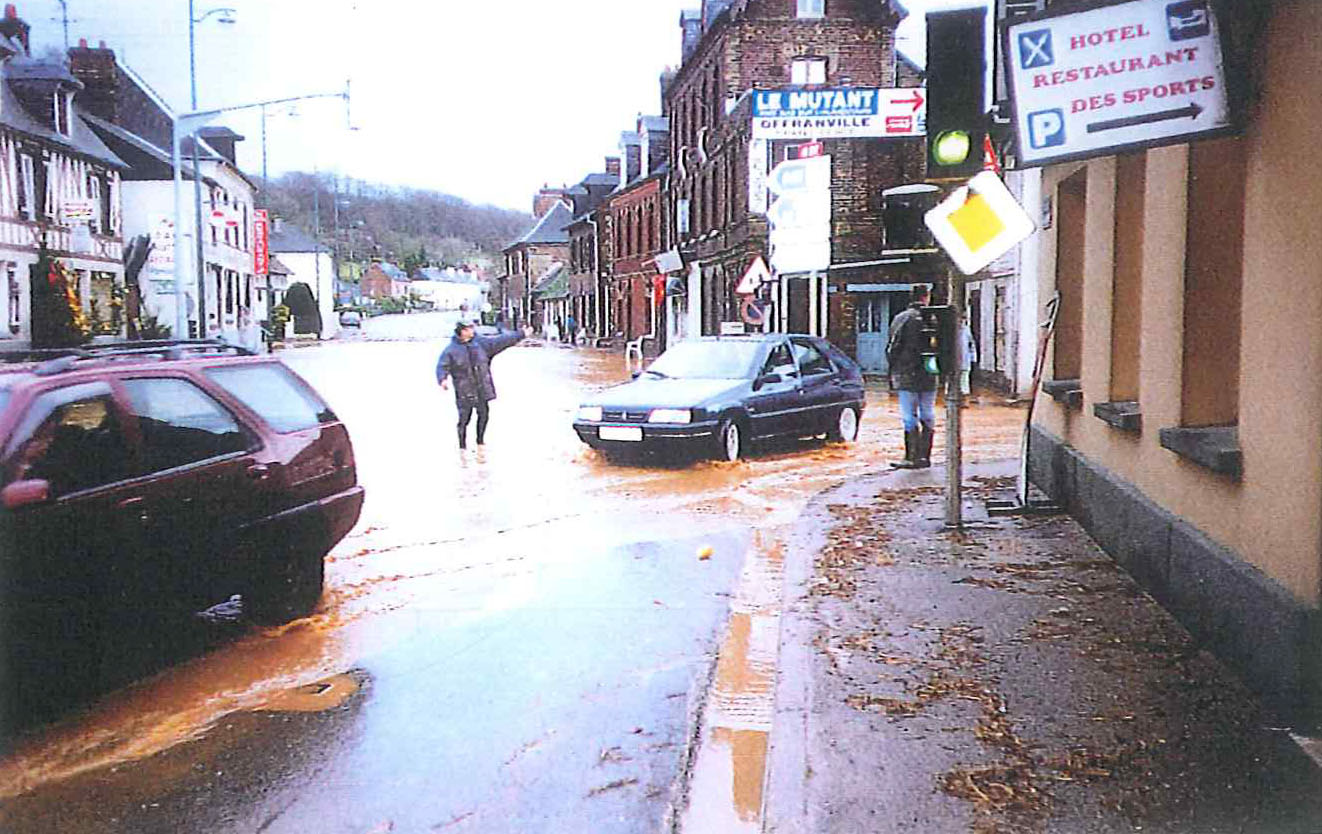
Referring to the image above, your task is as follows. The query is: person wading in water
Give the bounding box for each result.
[436,321,523,449]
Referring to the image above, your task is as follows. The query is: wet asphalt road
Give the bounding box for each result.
[0,313,1024,832]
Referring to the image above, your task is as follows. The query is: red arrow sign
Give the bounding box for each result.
[892,90,925,112]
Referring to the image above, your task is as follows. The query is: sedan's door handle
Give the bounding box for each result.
[247,464,272,481]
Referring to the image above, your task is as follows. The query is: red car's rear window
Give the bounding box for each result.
[203,363,336,434]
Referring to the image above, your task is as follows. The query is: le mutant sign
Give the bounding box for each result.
[925,172,1036,276]
[1007,0,1230,167]
[752,87,926,140]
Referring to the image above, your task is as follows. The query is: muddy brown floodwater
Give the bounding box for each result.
[0,328,1027,830]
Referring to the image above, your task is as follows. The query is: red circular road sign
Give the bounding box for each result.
[740,296,767,326]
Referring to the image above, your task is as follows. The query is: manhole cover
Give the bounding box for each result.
[258,673,360,713]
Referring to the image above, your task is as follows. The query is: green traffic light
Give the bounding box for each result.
[933,130,972,167]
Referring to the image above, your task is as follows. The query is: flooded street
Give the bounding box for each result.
[0,313,1024,832]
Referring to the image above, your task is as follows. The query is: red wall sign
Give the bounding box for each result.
[253,209,270,275]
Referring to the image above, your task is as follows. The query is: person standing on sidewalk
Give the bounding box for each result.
[886,284,937,469]
[436,320,523,449]
[959,311,978,405]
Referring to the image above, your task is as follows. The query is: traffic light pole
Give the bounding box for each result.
[945,267,964,529]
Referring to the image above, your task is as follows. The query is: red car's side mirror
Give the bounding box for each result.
[2,479,51,510]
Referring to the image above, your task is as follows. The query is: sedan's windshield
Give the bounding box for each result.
[645,341,764,380]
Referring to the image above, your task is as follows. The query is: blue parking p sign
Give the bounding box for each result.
[1027,109,1066,149]
[1018,29,1054,69]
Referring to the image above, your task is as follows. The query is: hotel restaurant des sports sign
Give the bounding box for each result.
[1007,0,1231,167]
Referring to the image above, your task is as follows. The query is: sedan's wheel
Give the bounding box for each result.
[715,418,743,462]
[829,405,860,443]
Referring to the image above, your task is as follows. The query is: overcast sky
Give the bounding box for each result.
[32,0,972,213]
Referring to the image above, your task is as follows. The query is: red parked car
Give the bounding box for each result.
[0,340,363,646]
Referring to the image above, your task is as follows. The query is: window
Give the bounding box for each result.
[1181,137,1245,427]
[11,390,134,496]
[1109,153,1146,403]
[791,338,832,375]
[7,262,18,334]
[677,198,691,236]
[797,0,825,18]
[53,92,71,136]
[121,378,251,473]
[791,57,827,85]
[87,175,103,235]
[1053,169,1087,385]
[204,363,336,433]
[763,342,797,377]
[16,154,34,221]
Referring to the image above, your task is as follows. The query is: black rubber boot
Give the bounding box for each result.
[891,429,919,469]
[915,424,933,468]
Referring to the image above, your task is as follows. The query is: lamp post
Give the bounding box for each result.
[172,89,351,340]
[186,2,236,338]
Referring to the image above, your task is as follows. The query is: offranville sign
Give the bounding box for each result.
[1007,0,1231,167]
[752,87,926,139]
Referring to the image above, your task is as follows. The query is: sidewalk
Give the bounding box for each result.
[765,462,1322,834]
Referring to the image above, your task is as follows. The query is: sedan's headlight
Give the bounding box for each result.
[577,406,603,422]
[648,408,692,424]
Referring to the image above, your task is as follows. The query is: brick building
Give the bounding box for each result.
[663,0,932,366]
[360,261,409,300]
[563,159,620,338]
[500,199,571,328]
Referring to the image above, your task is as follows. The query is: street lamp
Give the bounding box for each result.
[186,2,237,338]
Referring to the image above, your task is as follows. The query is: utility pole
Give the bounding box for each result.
[945,268,965,529]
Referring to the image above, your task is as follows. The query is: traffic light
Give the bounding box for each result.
[920,305,957,377]
[926,6,987,181]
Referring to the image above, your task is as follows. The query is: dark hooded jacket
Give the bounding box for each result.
[435,328,523,405]
[886,303,938,393]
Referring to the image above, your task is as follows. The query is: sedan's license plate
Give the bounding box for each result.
[600,426,643,442]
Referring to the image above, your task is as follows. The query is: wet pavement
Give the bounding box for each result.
[0,312,1027,832]
[765,469,1322,834]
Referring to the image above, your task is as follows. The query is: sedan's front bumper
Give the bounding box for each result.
[573,420,719,451]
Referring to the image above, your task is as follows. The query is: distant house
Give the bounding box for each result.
[413,266,484,312]
[0,11,127,347]
[361,261,409,300]
[530,263,569,336]
[269,218,337,338]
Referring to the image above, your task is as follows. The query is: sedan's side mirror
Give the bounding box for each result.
[754,372,781,390]
[2,479,50,510]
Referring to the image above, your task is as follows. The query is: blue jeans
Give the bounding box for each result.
[898,389,936,433]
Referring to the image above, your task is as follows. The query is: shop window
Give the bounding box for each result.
[797,0,825,19]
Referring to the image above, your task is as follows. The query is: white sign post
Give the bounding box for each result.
[1007,0,1230,167]
[767,155,831,276]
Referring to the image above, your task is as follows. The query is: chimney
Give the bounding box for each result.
[197,126,244,165]
[532,186,567,219]
[620,134,642,185]
[680,10,702,62]
[604,156,620,177]
[68,38,119,123]
[660,68,677,115]
[701,0,732,30]
[0,4,31,55]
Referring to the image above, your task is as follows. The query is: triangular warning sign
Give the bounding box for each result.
[736,256,772,295]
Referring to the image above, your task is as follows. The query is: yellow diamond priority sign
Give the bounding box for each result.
[925,171,1035,275]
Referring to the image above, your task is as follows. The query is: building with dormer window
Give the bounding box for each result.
[0,6,126,346]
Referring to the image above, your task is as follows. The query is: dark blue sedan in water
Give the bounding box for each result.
[573,334,865,461]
